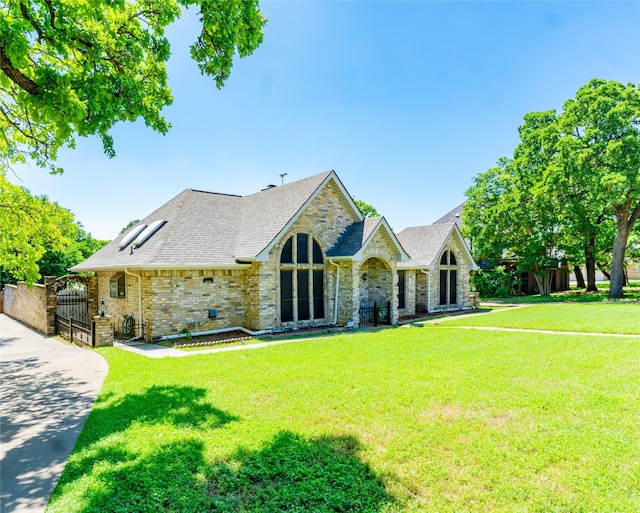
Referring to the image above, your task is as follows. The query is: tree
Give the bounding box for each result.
[0,173,76,284]
[465,79,640,298]
[120,219,141,234]
[558,79,640,298]
[353,199,379,218]
[464,111,568,297]
[37,223,107,279]
[1,0,266,174]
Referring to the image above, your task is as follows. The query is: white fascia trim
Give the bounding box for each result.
[72,263,253,272]
[254,171,364,262]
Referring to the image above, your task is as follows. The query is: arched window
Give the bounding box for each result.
[439,250,458,306]
[280,234,325,323]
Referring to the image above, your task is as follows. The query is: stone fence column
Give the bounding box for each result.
[93,315,114,347]
[44,276,57,335]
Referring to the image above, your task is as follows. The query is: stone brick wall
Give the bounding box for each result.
[3,282,50,334]
[261,180,363,330]
[150,269,249,337]
[96,271,142,336]
[93,315,114,347]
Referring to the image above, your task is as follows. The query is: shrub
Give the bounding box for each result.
[471,266,519,297]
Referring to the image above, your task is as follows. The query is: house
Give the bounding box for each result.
[396,224,477,314]
[71,171,477,341]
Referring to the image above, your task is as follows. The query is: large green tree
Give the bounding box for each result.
[36,223,107,279]
[0,173,76,284]
[558,79,640,298]
[0,0,265,173]
[464,111,566,297]
[465,79,640,298]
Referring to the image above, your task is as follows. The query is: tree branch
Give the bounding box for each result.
[0,45,39,95]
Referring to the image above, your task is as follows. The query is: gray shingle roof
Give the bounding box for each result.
[71,171,342,271]
[396,223,457,268]
[433,202,466,227]
[327,217,382,257]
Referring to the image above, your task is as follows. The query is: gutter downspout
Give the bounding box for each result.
[328,259,340,324]
[421,268,432,313]
[124,268,143,340]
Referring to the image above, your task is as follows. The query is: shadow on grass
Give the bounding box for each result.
[49,388,394,512]
[86,385,239,435]
[205,431,395,512]
[48,385,239,512]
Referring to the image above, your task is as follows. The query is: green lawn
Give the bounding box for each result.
[434,303,640,334]
[48,309,640,512]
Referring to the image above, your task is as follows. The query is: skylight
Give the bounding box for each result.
[133,219,166,247]
[118,223,147,249]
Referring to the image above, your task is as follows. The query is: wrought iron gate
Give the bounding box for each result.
[56,283,92,345]
[359,300,391,328]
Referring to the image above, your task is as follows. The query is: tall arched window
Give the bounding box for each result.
[280,234,325,323]
[439,250,458,306]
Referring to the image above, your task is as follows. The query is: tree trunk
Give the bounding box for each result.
[596,262,611,280]
[609,218,629,298]
[573,265,586,288]
[533,269,553,296]
[610,201,640,298]
[584,239,598,292]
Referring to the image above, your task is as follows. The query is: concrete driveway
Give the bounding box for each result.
[0,314,108,513]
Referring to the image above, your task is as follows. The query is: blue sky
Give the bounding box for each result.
[9,1,640,240]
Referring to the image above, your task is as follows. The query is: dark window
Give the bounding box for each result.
[279,234,325,323]
[449,270,457,304]
[280,270,293,322]
[440,252,448,265]
[110,274,125,298]
[313,239,324,264]
[398,270,406,309]
[297,270,310,320]
[313,270,324,319]
[281,237,293,264]
[450,253,457,265]
[297,234,309,264]
[439,270,448,305]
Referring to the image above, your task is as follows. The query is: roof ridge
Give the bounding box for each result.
[189,188,242,198]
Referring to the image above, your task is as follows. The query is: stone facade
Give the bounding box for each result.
[93,178,411,339]
[85,173,476,340]
[402,234,474,315]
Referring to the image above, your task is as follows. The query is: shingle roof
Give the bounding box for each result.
[396,223,457,268]
[327,217,381,257]
[433,202,466,226]
[235,171,333,258]
[71,171,347,271]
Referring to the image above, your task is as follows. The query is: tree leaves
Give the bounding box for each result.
[0,0,265,174]
[464,79,640,297]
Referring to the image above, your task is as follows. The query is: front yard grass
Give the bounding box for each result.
[433,303,640,334]
[48,307,640,512]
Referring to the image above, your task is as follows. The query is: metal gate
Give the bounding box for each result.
[359,300,391,328]
[56,283,92,345]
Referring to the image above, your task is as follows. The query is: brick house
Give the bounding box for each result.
[71,171,476,340]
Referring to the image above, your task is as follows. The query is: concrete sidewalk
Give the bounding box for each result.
[0,314,108,513]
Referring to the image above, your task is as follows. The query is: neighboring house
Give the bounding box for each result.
[71,171,477,340]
